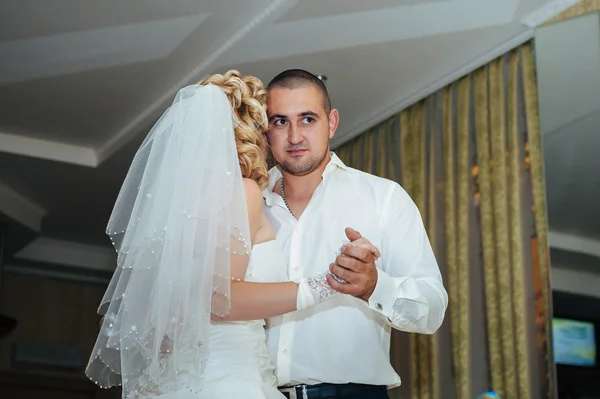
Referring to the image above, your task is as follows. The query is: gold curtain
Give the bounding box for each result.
[335,42,553,399]
[543,0,600,25]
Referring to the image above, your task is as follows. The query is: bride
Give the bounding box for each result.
[85,71,377,399]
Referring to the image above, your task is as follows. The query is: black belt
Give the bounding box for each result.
[278,383,387,399]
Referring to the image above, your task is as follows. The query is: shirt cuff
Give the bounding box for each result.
[368,268,406,317]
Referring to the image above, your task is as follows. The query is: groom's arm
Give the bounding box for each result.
[369,183,447,334]
[328,183,447,334]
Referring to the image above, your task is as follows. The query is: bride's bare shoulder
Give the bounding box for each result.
[242,178,275,244]
[243,178,263,208]
[242,178,263,240]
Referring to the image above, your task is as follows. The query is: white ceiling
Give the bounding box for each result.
[0,0,588,272]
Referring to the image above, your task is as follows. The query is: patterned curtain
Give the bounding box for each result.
[335,42,554,399]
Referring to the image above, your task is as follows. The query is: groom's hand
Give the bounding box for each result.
[326,228,379,302]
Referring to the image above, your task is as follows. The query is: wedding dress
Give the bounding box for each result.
[85,83,273,398]
[85,83,336,399]
[152,240,287,399]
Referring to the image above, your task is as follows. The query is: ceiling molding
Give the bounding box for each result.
[551,267,600,298]
[94,0,295,166]
[549,231,600,259]
[0,181,46,232]
[14,237,116,272]
[520,0,583,28]
[331,28,535,149]
[0,131,97,167]
[0,13,209,85]
[220,0,520,66]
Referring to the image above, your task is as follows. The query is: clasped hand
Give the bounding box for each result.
[327,227,380,302]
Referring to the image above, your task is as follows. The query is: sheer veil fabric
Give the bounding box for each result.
[86,84,252,398]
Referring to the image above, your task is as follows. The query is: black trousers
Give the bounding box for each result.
[331,388,389,399]
[279,383,389,399]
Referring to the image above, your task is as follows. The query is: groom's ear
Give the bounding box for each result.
[328,109,339,139]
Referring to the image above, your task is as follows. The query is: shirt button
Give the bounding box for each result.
[293,226,300,233]
[293,266,299,271]
[376,303,383,310]
[282,349,288,354]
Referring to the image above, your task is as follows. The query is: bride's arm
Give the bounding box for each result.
[215,178,379,322]
[213,178,299,321]
[224,282,299,321]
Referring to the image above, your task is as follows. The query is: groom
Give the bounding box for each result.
[262,69,448,399]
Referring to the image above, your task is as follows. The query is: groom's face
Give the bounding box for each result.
[266,85,338,176]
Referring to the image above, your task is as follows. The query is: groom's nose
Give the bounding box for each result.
[287,125,303,145]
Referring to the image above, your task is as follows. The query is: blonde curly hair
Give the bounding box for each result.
[199,70,269,188]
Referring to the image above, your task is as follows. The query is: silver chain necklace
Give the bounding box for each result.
[279,178,296,218]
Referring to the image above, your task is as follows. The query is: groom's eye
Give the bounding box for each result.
[273,119,287,127]
[301,117,314,124]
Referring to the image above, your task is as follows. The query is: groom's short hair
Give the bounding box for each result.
[266,69,332,114]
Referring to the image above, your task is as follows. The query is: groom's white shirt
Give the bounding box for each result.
[262,152,448,388]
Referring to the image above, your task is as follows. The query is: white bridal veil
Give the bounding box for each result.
[85,84,252,398]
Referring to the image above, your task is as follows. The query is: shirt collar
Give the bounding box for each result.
[263,151,351,204]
